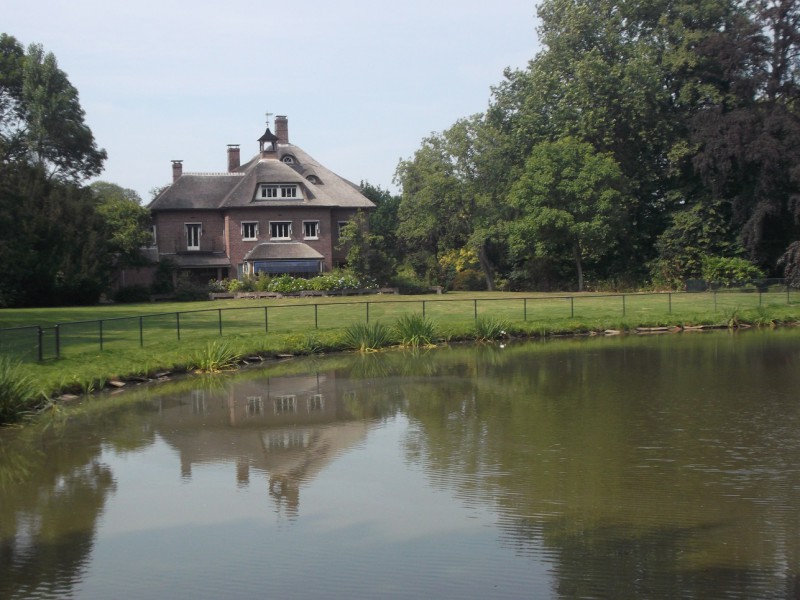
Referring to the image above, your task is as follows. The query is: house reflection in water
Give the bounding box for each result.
[150,371,369,518]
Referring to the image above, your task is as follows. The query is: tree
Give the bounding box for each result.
[650,199,743,287]
[0,34,105,182]
[337,211,396,286]
[90,182,152,267]
[395,115,508,289]
[0,164,112,306]
[507,137,631,291]
[0,35,113,306]
[688,0,800,270]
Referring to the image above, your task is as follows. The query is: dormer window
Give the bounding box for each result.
[307,175,322,185]
[282,155,295,164]
[258,183,300,200]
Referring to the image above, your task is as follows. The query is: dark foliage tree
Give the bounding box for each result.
[0,34,115,306]
[0,164,112,306]
[688,0,800,271]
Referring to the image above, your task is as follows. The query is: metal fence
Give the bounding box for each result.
[1,284,797,362]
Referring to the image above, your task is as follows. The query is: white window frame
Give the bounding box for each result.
[280,185,298,198]
[270,221,292,240]
[241,221,258,241]
[303,220,320,240]
[260,185,279,199]
[258,184,300,200]
[185,223,202,251]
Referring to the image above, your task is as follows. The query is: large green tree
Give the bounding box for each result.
[395,115,509,289]
[0,34,118,306]
[0,34,105,182]
[507,137,631,291]
[90,181,152,267]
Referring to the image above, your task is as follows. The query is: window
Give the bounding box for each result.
[303,221,319,239]
[260,185,278,199]
[307,175,321,185]
[282,155,295,164]
[274,395,297,414]
[185,223,201,250]
[257,183,300,200]
[270,221,292,240]
[241,222,258,240]
[337,221,349,238]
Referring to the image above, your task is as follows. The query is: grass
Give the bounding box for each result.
[473,316,510,341]
[189,340,242,372]
[342,322,394,352]
[393,313,437,348]
[0,356,46,424]
[0,289,798,424]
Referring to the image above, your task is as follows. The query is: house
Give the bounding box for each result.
[145,115,375,283]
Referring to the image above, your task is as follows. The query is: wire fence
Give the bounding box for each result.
[1,283,797,362]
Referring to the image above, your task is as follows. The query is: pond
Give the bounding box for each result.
[2,329,800,599]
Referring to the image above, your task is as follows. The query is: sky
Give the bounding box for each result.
[4,0,541,202]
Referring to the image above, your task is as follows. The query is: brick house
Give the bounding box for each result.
[145,115,375,283]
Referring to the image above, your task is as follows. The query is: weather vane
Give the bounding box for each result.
[265,111,274,129]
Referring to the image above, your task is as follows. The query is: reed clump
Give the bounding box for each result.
[342,322,393,352]
[0,356,44,424]
[189,340,242,372]
[393,314,437,348]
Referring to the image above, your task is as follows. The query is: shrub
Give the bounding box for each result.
[173,275,210,301]
[393,313,437,348]
[473,316,509,341]
[113,284,151,303]
[342,322,393,352]
[207,279,228,293]
[701,256,764,287]
[189,340,241,372]
[0,357,42,424]
[450,269,487,291]
[391,271,430,295]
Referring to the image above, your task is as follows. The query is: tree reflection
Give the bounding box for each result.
[399,333,800,599]
[0,427,116,599]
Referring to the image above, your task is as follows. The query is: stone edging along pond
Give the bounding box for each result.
[53,319,799,405]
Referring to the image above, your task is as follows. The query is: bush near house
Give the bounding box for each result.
[208,271,376,296]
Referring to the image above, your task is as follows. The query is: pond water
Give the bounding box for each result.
[2,329,800,599]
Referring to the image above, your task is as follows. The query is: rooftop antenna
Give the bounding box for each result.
[265,111,274,129]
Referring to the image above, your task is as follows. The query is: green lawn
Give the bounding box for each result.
[0,288,798,399]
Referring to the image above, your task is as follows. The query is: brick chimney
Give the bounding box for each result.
[227,145,240,172]
[275,115,288,143]
[172,160,183,182]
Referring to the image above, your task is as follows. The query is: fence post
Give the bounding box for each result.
[524,298,527,321]
[264,306,269,333]
[622,295,626,317]
[366,302,370,324]
[314,304,318,329]
[570,296,574,318]
[474,299,478,323]
[37,326,43,362]
[139,316,144,347]
[99,320,104,352]
[55,324,60,359]
[176,313,181,340]
[668,293,672,314]
[218,309,223,335]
